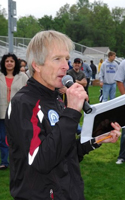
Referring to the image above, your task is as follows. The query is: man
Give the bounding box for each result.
[90,60,97,79]
[82,60,92,99]
[58,57,87,110]
[67,58,87,87]
[5,30,121,200]
[65,57,87,133]
[99,51,118,102]
[114,59,125,164]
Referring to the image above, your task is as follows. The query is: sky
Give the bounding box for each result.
[0,0,125,19]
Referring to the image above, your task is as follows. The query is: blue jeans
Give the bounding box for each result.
[118,128,125,160]
[102,83,116,102]
[0,119,9,166]
[92,74,96,79]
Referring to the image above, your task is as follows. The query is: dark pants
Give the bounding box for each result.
[118,128,125,160]
[0,119,9,166]
[85,78,90,102]
[92,73,96,79]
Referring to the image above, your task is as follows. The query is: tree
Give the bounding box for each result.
[112,7,125,56]
[65,4,94,45]
[69,4,79,20]
[77,0,89,9]
[89,2,116,49]
[0,6,8,35]
[118,19,125,56]
[38,15,54,30]
[56,3,70,18]
[53,4,71,33]
[112,7,125,22]
[0,5,7,17]
[14,15,41,38]
[1,1,125,57]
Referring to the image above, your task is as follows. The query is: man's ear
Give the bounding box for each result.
[32,61,41,72]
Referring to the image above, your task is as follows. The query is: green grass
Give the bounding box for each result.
[0,85,124,200]
[80,85,124,200]
[81,141,125,200]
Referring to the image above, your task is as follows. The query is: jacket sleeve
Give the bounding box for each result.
[76,138,101,162]
[5,97,82,174]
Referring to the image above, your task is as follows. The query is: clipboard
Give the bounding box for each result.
[80,94,125,143]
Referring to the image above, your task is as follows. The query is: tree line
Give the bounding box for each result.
[0,0,125,57]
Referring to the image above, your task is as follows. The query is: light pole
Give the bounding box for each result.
[8,0,17,53]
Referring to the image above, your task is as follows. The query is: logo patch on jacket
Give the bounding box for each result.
[48,110,59,126]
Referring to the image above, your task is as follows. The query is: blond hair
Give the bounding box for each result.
[26,30,74,76]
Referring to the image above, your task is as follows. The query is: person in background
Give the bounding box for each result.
[98,59,103,102]
[98,59,103,74]
[19,59,31,77]
[67,58,87,87]
[99,51,118,102]
[60,57,87,134]
[5,30,121,200]
[20,66,26,73]
[68,60,73,69]
[114,59,125,164]
[82,60,92,101]
[0,53,28,170]
[19,59,28,71]
[90,60,97,79]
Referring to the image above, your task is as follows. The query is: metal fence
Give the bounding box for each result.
[0,36,31,47]
[0,36,31,60]
[0,36,109,65]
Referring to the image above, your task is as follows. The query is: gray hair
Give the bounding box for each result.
[26,30,74,76]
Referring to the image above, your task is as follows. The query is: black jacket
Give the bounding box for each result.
[5,77,99,200]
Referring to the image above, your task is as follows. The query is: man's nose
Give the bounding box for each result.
[62,60,69,70]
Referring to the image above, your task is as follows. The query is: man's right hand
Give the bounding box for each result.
[66,83,88,112]
[100,82,103,87]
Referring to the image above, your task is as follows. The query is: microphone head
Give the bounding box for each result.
[62,75,73,88]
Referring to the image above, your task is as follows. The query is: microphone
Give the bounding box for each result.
[62,75,92,114]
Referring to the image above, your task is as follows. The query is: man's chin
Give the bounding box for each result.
[56,83,63,89]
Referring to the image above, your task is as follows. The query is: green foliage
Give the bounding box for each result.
[88,85,120,104]
[56,3,70,18]
[0,6,8,36]
[14,15,42,38]
[38,15,54,30]
[90,4,116,48]
[77,0,90,9]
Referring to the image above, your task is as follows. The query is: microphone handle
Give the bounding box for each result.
[83,100,92,114]
[65,81,92,114]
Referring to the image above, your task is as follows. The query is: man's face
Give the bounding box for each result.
[34,44,70,90]
[73,62,81,71]
[109,54,116,62]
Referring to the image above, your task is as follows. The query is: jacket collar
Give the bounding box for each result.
[27,77,58,98]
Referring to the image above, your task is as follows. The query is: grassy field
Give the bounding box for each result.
[0,85,124,200]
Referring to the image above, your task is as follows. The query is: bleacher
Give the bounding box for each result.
[0,35,122,68]
[0,36,108,65]
[0,36,30,61]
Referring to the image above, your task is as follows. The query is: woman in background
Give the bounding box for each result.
[0,53,28,169]
[98,59,103,73]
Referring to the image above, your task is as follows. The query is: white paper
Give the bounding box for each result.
[80,94,125,143]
